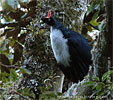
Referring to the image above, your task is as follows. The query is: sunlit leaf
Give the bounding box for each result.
[90,19,99,26]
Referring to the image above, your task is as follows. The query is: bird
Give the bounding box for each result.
[42,10,92,83]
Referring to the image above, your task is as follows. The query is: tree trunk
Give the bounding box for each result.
[93,0,112,78]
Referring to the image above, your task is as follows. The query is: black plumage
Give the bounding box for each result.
[42,10,92,82]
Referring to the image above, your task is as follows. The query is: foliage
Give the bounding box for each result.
[82,0,105,40]
[83,70,113,100]
[0,0,36,72]
[0,1,37,99]
[0,66,36,99]
[39,91,86,100]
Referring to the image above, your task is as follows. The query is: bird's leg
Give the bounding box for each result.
[58,73,65,93]
[53,70,64,93]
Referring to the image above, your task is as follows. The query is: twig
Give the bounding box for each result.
[0,62,19,68]
[0,22,18,28]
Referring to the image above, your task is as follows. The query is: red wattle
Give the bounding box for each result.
[47,10,51,18]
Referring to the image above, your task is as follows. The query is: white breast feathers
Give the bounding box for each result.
[50,27,71,67]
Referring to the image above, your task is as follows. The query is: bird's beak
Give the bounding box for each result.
[41,18,46,23]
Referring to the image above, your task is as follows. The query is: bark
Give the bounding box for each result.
[93,0,112,78]
[21,32,62,99]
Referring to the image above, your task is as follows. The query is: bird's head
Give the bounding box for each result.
[41,10,54,26]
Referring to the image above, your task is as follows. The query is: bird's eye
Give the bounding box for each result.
[48,18,50,21]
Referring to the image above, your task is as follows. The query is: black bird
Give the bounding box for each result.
[42,10,92,82]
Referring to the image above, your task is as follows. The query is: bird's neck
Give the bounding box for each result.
[50,26,58,33]
[50,18,63,29]
[50,26,62,35]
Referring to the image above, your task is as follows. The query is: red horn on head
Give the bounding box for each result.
[47,10,51,18]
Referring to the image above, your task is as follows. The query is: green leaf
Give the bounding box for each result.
[109,83,113,90]
[17,88,35,98]
[96,82,105,92]
[2,76,8,83]
[10,69,17,81]
[92,11,99,21]
[102,72,109,82]
[0,49,9,56]
[83,81,96,86]
[4,15,13,22]
[20,67,31,75]
[94,76,100,81]
[24,88,31,95]
[102,71,113,82]
[40,91,58,99]
[9,59,13,64]
[86,1,96,16]
[1,72,9,83]
[86,0,103,16]
[90,19,99,26]
[86,25,92,32]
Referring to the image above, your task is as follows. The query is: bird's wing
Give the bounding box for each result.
[67,36,92,64]
[60,27,92,64]
[68,36,92,76]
